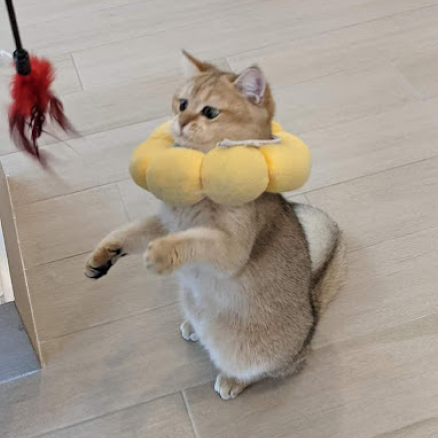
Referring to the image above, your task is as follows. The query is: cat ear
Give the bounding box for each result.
[234,65,267,104]
[181,50,213,76]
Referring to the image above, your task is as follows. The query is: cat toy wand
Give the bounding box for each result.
[4,0,75,162]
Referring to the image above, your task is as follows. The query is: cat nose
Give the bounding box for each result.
[179,114,195,130]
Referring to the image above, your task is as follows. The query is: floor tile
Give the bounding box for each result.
[1,145,101,205]
[28,253,179,341]
[274,65,415,134]
[62,75,179,137]
[396,45,438,100]
[0,304,213,438]
[314,226,438,348]
[117,179,162,221]
[227,33,384,89]
[0,117,170,205]
[374,417,438,438]
[51,54,83,96]
[297,98,438,192]
[185,315,438,438]
[68,117,168,186]
[306,157,438,251]
[284,4,438,67]
[37,393,196,438]
[368,5,438,63]
[14,185,129,268]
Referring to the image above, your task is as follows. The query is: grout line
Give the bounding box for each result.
[39,300,180,345]
[31,114,170,158]
[313,312,438,352]
[40,132,84,158]
[303,153,438,198]
[70,53,85,92]
[59,53,226,96]
[182,390,201,438]
[292,97,419,138]
[19,180,128,207]
[220,57,233,72]
[30,390,182,438]
[115,181,131,221]
[46,113,171,150]
[26,250,91,273]
[386,58,423,102]
[294,100,417,137]
[419,93,438,102]
[346,223,438,255]
[301,193,311,204]
[369,417,437,438]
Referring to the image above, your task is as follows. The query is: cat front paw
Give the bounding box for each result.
[85,242,126,279]
[144,237,182,275]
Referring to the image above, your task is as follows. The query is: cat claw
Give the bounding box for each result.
[180,320,198,342]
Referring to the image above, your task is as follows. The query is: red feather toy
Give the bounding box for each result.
[5,0,75,162]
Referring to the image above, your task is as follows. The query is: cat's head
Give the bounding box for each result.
[171,51,275,153]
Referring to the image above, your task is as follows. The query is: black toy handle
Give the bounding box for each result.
[5,0,31,75]
[5,0,23,51]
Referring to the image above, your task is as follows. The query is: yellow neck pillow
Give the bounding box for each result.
[130,121,311,206]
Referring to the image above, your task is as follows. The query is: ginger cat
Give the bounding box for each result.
[86,52,345,400]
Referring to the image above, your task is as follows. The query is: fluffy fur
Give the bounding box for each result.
[86,53,345,400]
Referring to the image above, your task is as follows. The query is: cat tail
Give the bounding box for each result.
[311,230,346,316]
[294,203,346,317]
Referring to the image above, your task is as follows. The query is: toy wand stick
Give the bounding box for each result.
[5,0,75,161]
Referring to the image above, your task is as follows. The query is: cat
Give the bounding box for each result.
[85,51,345,400]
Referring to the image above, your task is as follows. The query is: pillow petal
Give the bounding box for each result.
[203,146,269,206]
[147,148,204,205]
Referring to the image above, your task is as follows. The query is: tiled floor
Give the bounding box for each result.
[0,0,438,437]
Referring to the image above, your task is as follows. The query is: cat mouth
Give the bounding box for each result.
[172,135,192,149]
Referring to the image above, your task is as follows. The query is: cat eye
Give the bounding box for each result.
[201,106,220,119]
[179,99,188,112]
